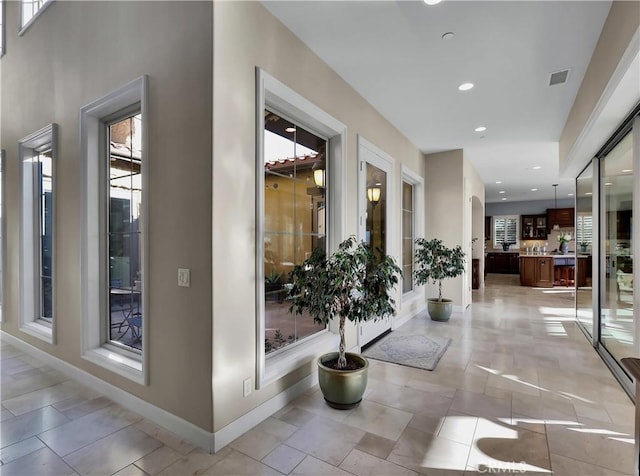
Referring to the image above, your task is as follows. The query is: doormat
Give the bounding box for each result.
[362,334,451,371]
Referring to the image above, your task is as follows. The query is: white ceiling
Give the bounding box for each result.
[262,0,614,203]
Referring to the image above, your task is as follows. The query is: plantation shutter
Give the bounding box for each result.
[493,216,519,247]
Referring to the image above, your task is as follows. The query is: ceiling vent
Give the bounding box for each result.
[549,69,570,86]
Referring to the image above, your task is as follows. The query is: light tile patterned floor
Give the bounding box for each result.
[0,274,635,475]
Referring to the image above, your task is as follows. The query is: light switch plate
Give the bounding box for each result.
[243,378,252,397]
[178,268,190,287]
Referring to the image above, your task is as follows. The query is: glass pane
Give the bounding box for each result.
[366,163,386,261]
[108,114,143,351]
[263,109,328,354]
[600,132,633,361]
[576,162,593,336]
[38,151,53,320]
[0,151,3,309]
[402,182,413,294]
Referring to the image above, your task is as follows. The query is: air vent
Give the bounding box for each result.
[549,69,570,86]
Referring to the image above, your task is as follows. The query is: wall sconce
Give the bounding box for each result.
[367,186,381,204]
[313,168,325,188]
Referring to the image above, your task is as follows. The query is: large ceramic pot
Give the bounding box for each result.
[317,352,368,410]
[427,298,453,321]
[559,242,569,255]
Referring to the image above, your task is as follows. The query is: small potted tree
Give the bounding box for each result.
[288,236,401,409]
[414,238,466,321]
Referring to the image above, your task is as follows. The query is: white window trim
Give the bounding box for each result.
[255,68,347,389]
[401,165,424,303]
[1,0,6,57]
[80,76,148,385]
[18,124,57,344]
[18,0,53,36]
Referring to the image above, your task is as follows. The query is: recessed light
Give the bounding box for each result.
[501,198,507,201]
[424,0,442,5]
[605,182,613,186]
[495,181,502,184]
[441,32,454,40]
[531,188,538,191]
[474,126,487,132]
[285,127,296,133]
[499,191,505,194]
[586,192,592,195]
[622,169,632,173]
[568,193,574,196]
[532,166,542,170]
[458,82,474,91]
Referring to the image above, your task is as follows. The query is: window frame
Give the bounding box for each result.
[19,0,53,36]
[255,68,346,389]
[80,76,148,385]
[0,150,5,321]
[400,165,424,301]
[493,215,520,248]
[18,124,57,343]
[1,0,6,57]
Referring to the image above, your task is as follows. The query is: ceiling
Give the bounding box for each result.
[262,0,614,204]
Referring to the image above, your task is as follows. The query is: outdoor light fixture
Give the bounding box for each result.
[367,186,381,204]
[313,168,325,188]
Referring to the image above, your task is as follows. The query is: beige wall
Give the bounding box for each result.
[212,1,425,431]
[424,150,485,306]
[1,1,214,431]
[560,1,640,168]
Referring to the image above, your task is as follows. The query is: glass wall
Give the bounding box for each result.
[576,162,594,337]
[600,132,634,362]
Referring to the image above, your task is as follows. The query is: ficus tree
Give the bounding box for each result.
[414,238,466,301]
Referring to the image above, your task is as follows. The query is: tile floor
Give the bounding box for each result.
[1,274,635,475]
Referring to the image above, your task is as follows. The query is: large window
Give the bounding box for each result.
[402,181,414,294]
[493,215,519,248]
[81,77,147,383]
[576,214,593,247]
[20,0,52,32]
[0,150,4,320]
[19,124,56,342]
[1,0,5,56]
[262,109,327,355]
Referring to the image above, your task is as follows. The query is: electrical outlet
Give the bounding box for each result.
[178,268,190,287]
[243,378,252,397]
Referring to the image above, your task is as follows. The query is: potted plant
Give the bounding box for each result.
[288,236,401,409]
[414,238,466,321]
[558,233,571,254]
[579,241,589,253]
[265,269,284,302]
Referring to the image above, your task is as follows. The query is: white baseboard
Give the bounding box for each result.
[393,303,426,330]
[1,331,318,454]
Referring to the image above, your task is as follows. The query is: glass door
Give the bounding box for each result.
[600,131,634,362]
[576,162,594,337]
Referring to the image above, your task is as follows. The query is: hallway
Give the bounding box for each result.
[0,275,635,475]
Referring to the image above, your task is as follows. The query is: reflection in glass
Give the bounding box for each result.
[576,163,593,336]
[366,163,387,263]
[108,114,143,351]
[37,150,53,321]
[263,110,327,354]
[600,132,634,361]
[402,182,414,293]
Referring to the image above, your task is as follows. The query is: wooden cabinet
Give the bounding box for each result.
[520,256,554,287]
[486,252,519,274]
[547,208,574,228]
[472,259,480,290]
[485,216,492,241]
[521,214,547,239]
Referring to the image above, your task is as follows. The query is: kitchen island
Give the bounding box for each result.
[519,254,590,287]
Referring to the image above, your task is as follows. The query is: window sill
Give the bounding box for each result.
[263,331,339,387]
[20,321,53,344]
[83,346,144,385]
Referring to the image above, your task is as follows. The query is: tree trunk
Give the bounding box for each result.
[438,280,443,301]
[337,315,347,369]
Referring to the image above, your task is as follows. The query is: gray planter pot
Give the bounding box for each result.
[427,298,453,321]
[317,352,369,410]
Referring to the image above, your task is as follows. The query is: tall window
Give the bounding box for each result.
[107,113,143,352]
[493,215,519,248]
[402,181,414,294]
[19,124,56,342]
[21,0,51,30]
[576,214,593,246]
[0,150,4,320]
[263,109,327,355]
[81,76,147,382]
[1,0,5,56]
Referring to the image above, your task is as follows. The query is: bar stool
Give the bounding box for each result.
[557,265,575,287]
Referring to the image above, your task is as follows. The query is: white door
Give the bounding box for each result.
[358,138,394,347]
